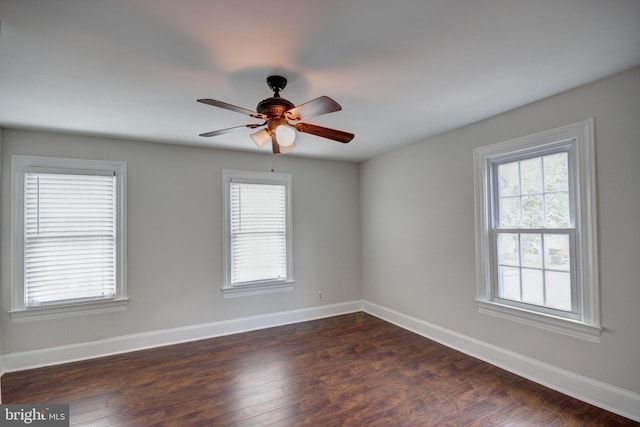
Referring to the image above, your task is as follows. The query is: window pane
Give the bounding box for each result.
[26,238,116,304]
[498,162,520,196]
[543,153,568,192]
[522,268,544,306]
[499,266,520,301]
[545,192,570,228]
[499,197,521,228]
[497,233,519,266]
[232,233,287,283]
[231,183,286,233]
[520,158,542,194]
[522,195,543,228]
[521,233,542,268]
[546,271,571,311]
[544,234,570,271]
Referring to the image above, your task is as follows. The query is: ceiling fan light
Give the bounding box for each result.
[279,142,296,153]
[250,129,270,149]
[275,125,296,147]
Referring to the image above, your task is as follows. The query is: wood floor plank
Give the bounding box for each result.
[2,313,637,426]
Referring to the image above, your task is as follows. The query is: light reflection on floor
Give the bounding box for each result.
[230,346,296,423]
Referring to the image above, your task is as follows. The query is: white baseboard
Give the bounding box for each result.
[1,300,363,373]
[2,300,638,422]
[362,301,640,422]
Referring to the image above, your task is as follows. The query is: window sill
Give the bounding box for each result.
[476,299,601,342]
[10,298,129,322]
[222,280,295,298]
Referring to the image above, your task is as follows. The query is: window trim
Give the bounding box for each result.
[222,170,294,297]
[473,119,600,341]
[11,155,128,321]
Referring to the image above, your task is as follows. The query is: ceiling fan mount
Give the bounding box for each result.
[256,76,295,118]
[265,75,288,96]
[197,75,354,154]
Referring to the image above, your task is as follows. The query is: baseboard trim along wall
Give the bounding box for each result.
[1,301,363,373]
[1,300,638,421]
[362,301,640,423]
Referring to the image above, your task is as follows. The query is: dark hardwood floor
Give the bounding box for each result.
[2,313,637,426]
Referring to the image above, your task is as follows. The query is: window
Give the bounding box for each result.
[11,156,127,320]
[474,120,600,341]
[222,170,293,297]
[493,151,575,315]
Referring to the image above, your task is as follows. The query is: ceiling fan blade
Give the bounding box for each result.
[286,96,342,121]
[294,123,354,143]
[199,123,265,138]
[197,99,267,119]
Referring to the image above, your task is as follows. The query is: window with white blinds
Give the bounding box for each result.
[230,182,287,284]
[11,156,127,320]
[24,172,117,306]
[223,170,293,296]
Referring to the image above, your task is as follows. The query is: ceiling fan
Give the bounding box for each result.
[197,75,354,154]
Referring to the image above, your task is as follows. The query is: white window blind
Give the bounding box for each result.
[230,182,287,285]
[24,171,117,306]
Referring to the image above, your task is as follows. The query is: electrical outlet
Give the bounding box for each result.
[318,291,323,300]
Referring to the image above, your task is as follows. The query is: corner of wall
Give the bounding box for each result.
[362,300,640,423]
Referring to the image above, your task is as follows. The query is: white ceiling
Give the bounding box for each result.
[1,0,639,162]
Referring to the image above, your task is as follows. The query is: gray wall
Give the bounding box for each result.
[0,128,2,402]
[0,128,3,363]
[360,66,640,394]
[0,131,361,353]
[1,67,638,399]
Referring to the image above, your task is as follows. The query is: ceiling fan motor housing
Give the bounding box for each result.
[257,76,295,118]
[256,97,295,119]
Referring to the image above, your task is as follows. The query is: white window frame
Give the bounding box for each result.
[473,119,600,341]
[222,170,294,297]
[11,155,128,321]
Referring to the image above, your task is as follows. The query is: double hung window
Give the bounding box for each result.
[11,156,127,320]
[493,149,575,316]
[222,170,293,296]
[474,120,599,340]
